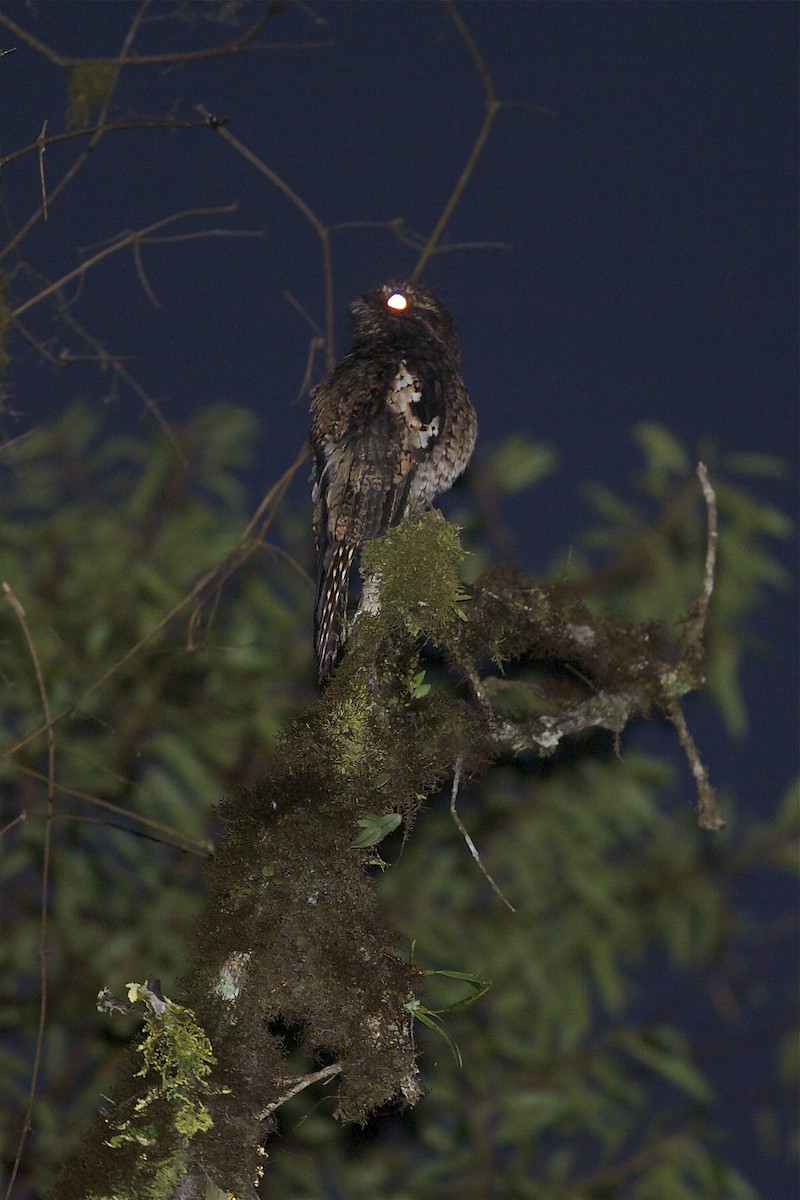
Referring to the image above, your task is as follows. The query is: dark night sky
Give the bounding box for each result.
[1,1,797,1194]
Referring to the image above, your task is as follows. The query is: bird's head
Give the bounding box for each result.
[348,280,460,357]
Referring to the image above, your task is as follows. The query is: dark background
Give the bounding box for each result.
[1,2,797,1195]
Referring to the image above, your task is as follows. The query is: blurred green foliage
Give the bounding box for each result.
[0,408,796,1198]
[0,403,312,1186]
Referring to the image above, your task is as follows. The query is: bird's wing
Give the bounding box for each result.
[311,354,447,548]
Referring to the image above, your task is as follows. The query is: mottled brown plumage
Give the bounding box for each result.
[310,280,477,684]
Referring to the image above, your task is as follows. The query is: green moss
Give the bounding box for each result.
[359,510,466,643]
[128,983,217,1138]
[81,984,222,1195]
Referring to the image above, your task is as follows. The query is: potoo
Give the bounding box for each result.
[310,280,477,684]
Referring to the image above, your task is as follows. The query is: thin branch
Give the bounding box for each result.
[493,689,642,754]
[114,0,150,63]
[51,299,181,451]
[0,811,27,839]
[14,247,230,450]
[328,216,428,252]
[36,119,48,220]
[130,39,332,68]
[284,289,324,340]
[430,238,513,255]
[449,757,516,912]
[0,4,145,261]
[187,439,309,646]
[1,586,56,795]
[11,204,239,320]
[283,290,326,404]
[564,470,708,603]
[680,462,718,658]
[327,216,409,236]
[101,11,328,70]
[666,700,725,831]
[1,583,55,1200]
[14,762,213,854]
[258,1062,342,1120]
[289,332,325,407]
[0,7,329,75]
[0,118,219,170]
[195,104,335,363]
[0,11,65,66]
[411,1,501,280]
[137,225,266,245]
[2,442,309,763]
[133,240,161,307]
[192,107,325,234]
[55,811,211,855]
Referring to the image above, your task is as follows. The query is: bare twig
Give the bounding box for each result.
[0,118,219,170]
[187,439,309,647]
[14,247,228,450]
[0,12,65,65]
[136,226,266,246]
[101,10,328,71]
[138,39,332,69]
[56,812,211,855]
[284,290,326,404]
[0,5,143,260]
[680,462,718,658]
[434,239,513,254]
[1,583,56,1200]
[257,1062,342,1120]
[0,811,26,839]
[411,1,501,279]
[449,757,516,912]
[290,332,326,407]
[36,119,48,220]
[284,289,324,340]
[2,442,309,763]
[53,299,180,450]
[14,763,213,854]
[133,239,161,307]
[666,700,725,831]
[11,204,239,320]
[195,104,335,364]
[0,6,329,73]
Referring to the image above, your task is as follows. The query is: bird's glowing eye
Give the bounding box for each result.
[386,293,408,311]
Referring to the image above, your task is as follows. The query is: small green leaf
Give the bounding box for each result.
[618,1027,713,1102]
[486,434,556,494]
[404,999,463,1066]
[418,968,491,1012]
[635,421,690,475]
[726,451,789,479]
[350,811,402,848]
[204,1173,230,1200]
[410,670,431,698]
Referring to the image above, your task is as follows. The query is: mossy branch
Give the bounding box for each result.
[48,489,722,1198]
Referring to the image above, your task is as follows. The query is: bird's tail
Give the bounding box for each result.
[314,540,356,685]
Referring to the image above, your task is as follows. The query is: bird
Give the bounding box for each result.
[310,280,477,685]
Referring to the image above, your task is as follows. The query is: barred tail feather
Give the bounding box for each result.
[315,541,356,685]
